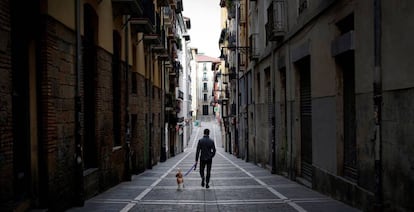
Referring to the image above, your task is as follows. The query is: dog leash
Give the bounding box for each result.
[184,163,197,176]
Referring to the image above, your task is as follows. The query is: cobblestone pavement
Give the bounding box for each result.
[67,119,361,212]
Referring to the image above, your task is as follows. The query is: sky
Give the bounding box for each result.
[182,0,222,58]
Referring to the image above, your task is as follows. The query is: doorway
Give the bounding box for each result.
[10,0,41,208]
[83,4,98,169]
[296,56,312,182]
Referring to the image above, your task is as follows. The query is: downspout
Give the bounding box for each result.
[160,9,166,162]
[74,0,84,206]
[243,0,249,163]
[245,76,249,162]
[373,0,383,211]
[271,50,276,174]
[124,15,131,181]
[289,45,294,180]
[285,0,294,181]
[235,1,240,158]
[160,59,166,162]
[148,42,153,169]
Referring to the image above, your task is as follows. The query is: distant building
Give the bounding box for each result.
[193,55,221,121]
[220,0,414,211]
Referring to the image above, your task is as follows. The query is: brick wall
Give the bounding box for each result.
[130,73,146,173]
[41,16,130,208]
[152,86,162,164]
[39,15,77,211]
[96,48,124,190]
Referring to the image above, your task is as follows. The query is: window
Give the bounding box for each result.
[202,105,209,115]
[203,94,207,101]
[298,0,308,15]
[257,72,261,101]
[265,0,286,42]
[336,13,354,35]
[266,2,274,44]
[131,73,137,94]
[203,83,208,91]
[145,79,149,97]
[131,114,137,139]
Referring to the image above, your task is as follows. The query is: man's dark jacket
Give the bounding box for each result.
[196,135,216,161]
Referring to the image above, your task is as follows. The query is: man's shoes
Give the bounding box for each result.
[206,184,210,189]
[201,178,205,187]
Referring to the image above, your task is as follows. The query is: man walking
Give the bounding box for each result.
[195,129,216,188]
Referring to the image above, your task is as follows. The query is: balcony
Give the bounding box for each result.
[157,53,170,61]
[151,29,166,51]
[219,28,227,45]
[168,0,176,6]
[130,18,154,33]
[152,44,166,54]
[175,0,183,13]
[228,34,236,47]
[163,7,173,26]
[176,88,184,100]
[249,33,259,60]
[265,0,285,41]
[129,0,155,33]
[157,0,168,7]
[229,67,237,80]
[331,30,355,57]
[143,34,161,45]
[239,1,246,25]
[112,0,143,17]
[183,34,190,41]
[165,60,173,68]
[167,26,177,39]
[219,0,225,7]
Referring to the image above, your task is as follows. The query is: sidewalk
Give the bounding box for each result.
[67,120,361,212]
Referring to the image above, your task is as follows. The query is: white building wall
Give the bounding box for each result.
[191,54,198,120]
[196,61,215,120]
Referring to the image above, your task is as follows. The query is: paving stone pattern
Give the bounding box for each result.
[67,120,361,212]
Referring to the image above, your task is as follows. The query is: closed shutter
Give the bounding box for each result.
[342,52,357,181]
[299,59,312,182]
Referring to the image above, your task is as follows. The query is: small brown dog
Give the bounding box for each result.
[176,168,184,191]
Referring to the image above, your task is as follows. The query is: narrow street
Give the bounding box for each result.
[67,120,360,212]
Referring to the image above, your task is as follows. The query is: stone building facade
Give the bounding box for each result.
[0,0,186,211]
[220,0,414,211]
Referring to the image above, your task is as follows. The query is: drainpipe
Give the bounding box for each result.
[74,0,84,206]
[124,15,131,181]
[241,0,248,163]
[373,0,383,211]
[148,46,153,169]
[160,59,165,162]
[285,0,294,181]
[271,51,276,174]
[160,10,166,163]
[245,79,249,162]
[235,1,240,158]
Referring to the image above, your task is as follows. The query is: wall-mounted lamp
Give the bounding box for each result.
[219,46,250,59]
